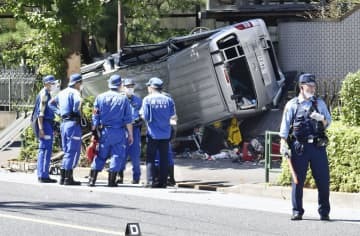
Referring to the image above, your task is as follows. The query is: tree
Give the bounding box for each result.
[94,0,203,52]
[0,0,102,80]
[311,0,360,19]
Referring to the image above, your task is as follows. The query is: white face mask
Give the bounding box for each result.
[49,83,60,97]
[303,91,314,99]
[79,85,84,91]
[125,87,134,96]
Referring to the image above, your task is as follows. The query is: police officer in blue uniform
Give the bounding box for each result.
[49,73,83,185]
[34,75,58,183]
[118,78,142,184]
[140,77,175,188]
[88,74,133,187]
[279,73,332,221]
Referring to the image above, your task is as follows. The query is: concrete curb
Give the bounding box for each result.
[218,183,360,210]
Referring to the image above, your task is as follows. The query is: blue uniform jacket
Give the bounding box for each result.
[279,96,332,139]
[92,90,132,128]
[48,87,82,117]
[140,92,175,139]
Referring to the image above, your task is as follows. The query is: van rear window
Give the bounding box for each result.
[217,34,238,49]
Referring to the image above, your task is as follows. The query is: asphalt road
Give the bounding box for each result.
[0,173,359,236]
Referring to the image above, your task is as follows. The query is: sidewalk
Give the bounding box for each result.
[1,146,359,210]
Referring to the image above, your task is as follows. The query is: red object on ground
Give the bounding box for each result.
[271,143,281,160]
[86,139,98,163]
[242,142,254,161]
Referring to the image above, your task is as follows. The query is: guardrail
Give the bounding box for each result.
[264,130,282,183]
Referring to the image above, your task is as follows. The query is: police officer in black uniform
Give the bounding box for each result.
[279,73,332,221]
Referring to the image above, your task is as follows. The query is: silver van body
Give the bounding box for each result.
[81,19,284,132]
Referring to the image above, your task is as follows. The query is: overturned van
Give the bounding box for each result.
[81,18,285,132]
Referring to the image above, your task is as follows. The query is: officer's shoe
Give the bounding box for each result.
[59,169,65,185]
[151,181,161,188]
[167,166,176,186]
[320,215,330,221]
[152,182,167,189]
[108,172,118,187]
[64,170,81,186]
[88,169,98,187]
[38,177,57,183]
[291,214,303,221]
[132,180,139,184]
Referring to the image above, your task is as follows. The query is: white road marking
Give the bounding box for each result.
[0,213,124,235]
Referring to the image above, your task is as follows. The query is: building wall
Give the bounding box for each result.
[278,7,360,81]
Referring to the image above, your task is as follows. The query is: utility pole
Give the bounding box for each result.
[117,0,125,52]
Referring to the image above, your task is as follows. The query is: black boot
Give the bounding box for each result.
[64,170,81,186]
[108,171,117,187]
[146,163,152,187]
[88,169,98,187]
[116,171,124,184]
[59,169,65,185]
[167,165,176,186]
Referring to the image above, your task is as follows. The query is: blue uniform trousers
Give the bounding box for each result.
[120,126,141,181]
[92,127,126,172]
[146,136,169,186]
[290,142,330,216]
[60,121,82,170]
[155,143,174,166]
[37,120,53,178]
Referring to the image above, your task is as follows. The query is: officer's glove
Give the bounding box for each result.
[310,111,325,122]
[280,139,290,157]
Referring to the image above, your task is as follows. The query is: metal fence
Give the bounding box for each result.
[0,68,37,111]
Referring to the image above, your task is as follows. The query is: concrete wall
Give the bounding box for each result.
[278,7,360,81]
[0,111,17,130]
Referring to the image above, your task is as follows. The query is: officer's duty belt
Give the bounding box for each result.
[62,115,80,122]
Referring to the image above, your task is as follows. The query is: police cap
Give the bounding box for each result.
[299,73,316,86]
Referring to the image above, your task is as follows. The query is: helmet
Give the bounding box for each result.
[108,74,122,89]
[68,73,82,86]
[123,78,135,87]
[42,75,57,84]
[146,77,163,88]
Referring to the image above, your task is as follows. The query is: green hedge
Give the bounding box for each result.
[278,121,360,193]
[340,70,360,126]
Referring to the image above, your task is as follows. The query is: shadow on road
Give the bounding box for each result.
[0,201,136,211]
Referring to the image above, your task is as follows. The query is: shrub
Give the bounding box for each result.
[340,70,360,126]
[278,121,360,193]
